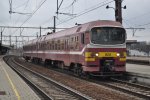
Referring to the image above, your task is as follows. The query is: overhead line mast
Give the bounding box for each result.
[115,0,122,24]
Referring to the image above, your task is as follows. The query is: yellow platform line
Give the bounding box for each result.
[2,65,20,100]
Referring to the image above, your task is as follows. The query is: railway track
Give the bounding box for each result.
[42,59,150,99]
[93,78,150,100]
[8,55,145,100]
[31,59,150,99]
[111,78,150,99]
[4,56,92,100]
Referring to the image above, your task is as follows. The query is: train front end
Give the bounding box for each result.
[83,26,126,76]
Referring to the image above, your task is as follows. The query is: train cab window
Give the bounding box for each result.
[81,33,85,44]
[91,27,125,44]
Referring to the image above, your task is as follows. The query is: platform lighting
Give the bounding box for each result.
[106,5,126,10]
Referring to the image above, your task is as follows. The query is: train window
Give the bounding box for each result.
[44,43,45,50]
[81,33,85,44]
[46,42,48,50]
[39,43,41,50]
[55,43,57,50]
[66,39,68,49]
[77,36,78,41]
[49,42,51,50]
[91,27,125,44]
[50,43,51,50]
[42,43,44,50]
[62,42,64,50]
[51,44,53,50]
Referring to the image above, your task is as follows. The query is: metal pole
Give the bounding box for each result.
[9,35,11,46]
[40,26,41,37]
[57,0,58,14]
[1,28,2,45]
[37,32,38,38]
[53,16,56,33]
[0,28,2,55]
[16,36,17,49]
[115,0,122,24]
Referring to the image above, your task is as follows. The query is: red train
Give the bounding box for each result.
[23,20,126,76]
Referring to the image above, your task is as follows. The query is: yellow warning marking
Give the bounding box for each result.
[85,58,95,61]
[99,52,117,57]
[2,65,20,100]
[119,58,126,61]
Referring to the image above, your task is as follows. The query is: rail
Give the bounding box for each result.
[4,55,92,100]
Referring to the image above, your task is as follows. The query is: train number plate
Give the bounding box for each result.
[105,53,112,57]
[99,52,117,57]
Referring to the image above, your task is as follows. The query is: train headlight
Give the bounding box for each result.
[95,53,99,57]
[116,53,120,57]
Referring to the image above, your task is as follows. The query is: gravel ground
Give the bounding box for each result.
[15,57,140,100]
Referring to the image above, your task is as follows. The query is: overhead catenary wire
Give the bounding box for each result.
[40,16,54,26]
[57,0,114,26]
[18,0,47,27]
[13,0,30,10]
[13,0,30,27]
[58,0,77,12]
[58,0,64,11]
[12,0,47,36]
[123,10,150,29]
[125,11,150,22]
[136,22,150,27]
[9,0,12,13]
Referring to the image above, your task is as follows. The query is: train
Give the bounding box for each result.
[23,20,126,77]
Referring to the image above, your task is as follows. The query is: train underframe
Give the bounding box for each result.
[23,55,126,77]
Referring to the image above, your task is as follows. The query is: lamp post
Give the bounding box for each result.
[106,0,126,24]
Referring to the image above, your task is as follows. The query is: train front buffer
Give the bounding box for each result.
[83,49,126,75]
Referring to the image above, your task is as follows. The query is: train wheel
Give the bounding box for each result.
[73,64,83,77]
[52,61,58,68]
[77,66,83,77]
[73,64,77,76]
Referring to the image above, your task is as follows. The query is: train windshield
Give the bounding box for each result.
[91,27,126,45]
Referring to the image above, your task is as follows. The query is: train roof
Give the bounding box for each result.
[24,20,123,45]
[45,20,123,41]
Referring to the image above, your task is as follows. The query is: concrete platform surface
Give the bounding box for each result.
[0,56,40,100]
[126,63,150,75]
[127,56,150,61]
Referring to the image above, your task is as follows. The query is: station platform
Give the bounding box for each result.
[0,56,40,100]
[127,56,150,60]
[126,63,150,75]
[127,56,150,65]
[126,57,150,75]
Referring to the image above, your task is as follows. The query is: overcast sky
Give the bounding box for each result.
[0,0,150,45]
